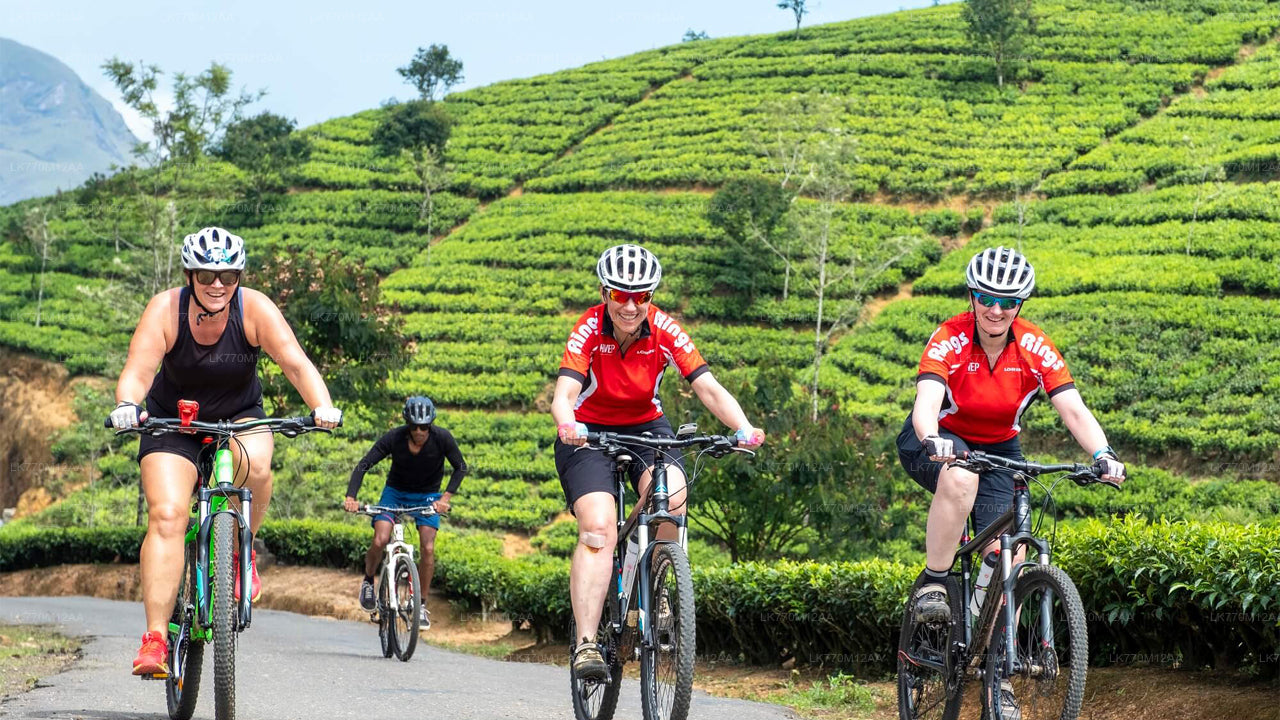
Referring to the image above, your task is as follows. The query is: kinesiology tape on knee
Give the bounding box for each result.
[579,531,608,552]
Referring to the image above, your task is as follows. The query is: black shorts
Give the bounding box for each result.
[896,413,1023,535]
[554,417,688,510]
[137,400,266,469]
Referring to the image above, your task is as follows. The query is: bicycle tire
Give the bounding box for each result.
[985,564,1088,720]
[165,531,204,720]
[211,512,237,720]
[378,573,395,658]
[640,542,696,720]
[896,571,964,720]
[569,613,622,720]
[392,554,421,661]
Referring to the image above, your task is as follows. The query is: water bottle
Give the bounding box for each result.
[620,535,640,601]
[970,551,999,617]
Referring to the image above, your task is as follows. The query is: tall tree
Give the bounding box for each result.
[754,93,922,421]
[251,249,409,412]
[397,44,464,101]
[20,204,59,328]
[212,111,313,216]
[777,0,808,40]
[706,176,794,301]
[961,0,1036,88]
[374,100,454,237]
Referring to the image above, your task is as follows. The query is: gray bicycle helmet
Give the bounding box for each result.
[403,396,436,426]
[965,246,1035,299]
[181,227,246,271]
[596,244,662,292]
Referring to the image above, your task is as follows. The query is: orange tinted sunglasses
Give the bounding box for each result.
[606,289,653,304]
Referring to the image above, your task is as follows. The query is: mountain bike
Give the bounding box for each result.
[108,401,336,720]
[353,504,436,661]
[896,451,1119,720]
[569,424,753,720]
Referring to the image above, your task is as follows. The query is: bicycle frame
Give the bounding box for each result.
[609,452,687,656]
[381,522,416,610]
[955,477,1055,679]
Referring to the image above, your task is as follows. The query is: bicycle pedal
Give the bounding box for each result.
[141,672,169,680]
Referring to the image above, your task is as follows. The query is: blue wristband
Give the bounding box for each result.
[1092,446,1115,461]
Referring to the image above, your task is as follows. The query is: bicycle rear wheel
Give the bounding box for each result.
[378,573,395,658]
[211,512,238,720]
[391,554,421,661]
[165,531,204,720]
[896,571,963,720]
[569,612,622,720]
[985,564,1088,720]
[640,542,695,720]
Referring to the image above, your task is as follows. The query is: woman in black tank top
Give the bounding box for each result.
[109,227,342,675]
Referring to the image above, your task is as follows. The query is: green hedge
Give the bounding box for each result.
[4,519,1275,674]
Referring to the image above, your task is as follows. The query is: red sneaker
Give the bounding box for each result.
[132,631,169,676]
[233,550,261,603]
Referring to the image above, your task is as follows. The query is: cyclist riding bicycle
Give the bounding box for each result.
[552,243,765,682]
[896,246,1124,711]
[344,395,467,628]
[110,227,342,675]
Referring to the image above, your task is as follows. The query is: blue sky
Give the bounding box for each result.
[9,0,954,138]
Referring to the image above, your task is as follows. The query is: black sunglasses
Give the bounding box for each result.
[194,269,241,286]
[410,423,431,431]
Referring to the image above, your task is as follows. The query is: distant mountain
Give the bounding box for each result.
[0,38,138,206]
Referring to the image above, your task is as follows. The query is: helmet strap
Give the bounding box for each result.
[187,274,227,326]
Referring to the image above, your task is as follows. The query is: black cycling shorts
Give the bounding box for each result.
[137,401,267,470]
[896,412,1023,535]
[554,417,687,510]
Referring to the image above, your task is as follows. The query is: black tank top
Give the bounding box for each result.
[146,286,263,420]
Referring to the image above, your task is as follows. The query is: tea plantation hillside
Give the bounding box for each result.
[2,0,1279,675]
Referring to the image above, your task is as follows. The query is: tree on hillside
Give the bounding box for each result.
[398,44,464,101]
[102,59,263,170]
[251,249,409,413]
[706,176,794,301]
[374,100,455,239]
[961,0,1036,88]
[662,367,906,562]
[20,204,60,328]
[212,112,313,217]
[754,93,922,421]
[683,29,711,42]
[101,59,263,305]
[777,0,809,40]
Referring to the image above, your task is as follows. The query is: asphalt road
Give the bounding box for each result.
[1,597,797,720]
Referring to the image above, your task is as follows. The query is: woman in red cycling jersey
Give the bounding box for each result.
[896,246,1125,641]
[551,243,765,681]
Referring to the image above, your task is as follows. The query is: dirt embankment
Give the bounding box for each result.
[0,350,101,514]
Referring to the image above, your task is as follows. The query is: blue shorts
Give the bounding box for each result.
[372,487,442,530]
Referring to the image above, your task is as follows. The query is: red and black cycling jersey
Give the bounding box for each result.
[917,312,1075,444]
[559,303,710,426]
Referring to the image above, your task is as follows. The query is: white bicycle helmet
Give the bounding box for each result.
[965,246,1035,299]
[596,244,662,292]
[181,227,246,271]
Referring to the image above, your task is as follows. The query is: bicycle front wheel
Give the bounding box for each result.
[166,530,204,720]
[211,512,238,720]
[391,554,421,661]
[640,542,695,720]
[985,564,1088,720]
[896,571,963,720]
[569,613,622,720]
[377,575,395,658]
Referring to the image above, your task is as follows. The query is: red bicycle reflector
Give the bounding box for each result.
[177,400,199,427]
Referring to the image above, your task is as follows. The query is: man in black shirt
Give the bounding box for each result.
[344,396,466,628]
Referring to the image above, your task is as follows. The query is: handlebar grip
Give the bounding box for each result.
[103,417,113,428]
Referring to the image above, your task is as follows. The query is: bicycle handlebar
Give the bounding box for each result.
[105,415,338,437]
[584,431,754,459]
[353,504,439,517]
[953,450,1122,489]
